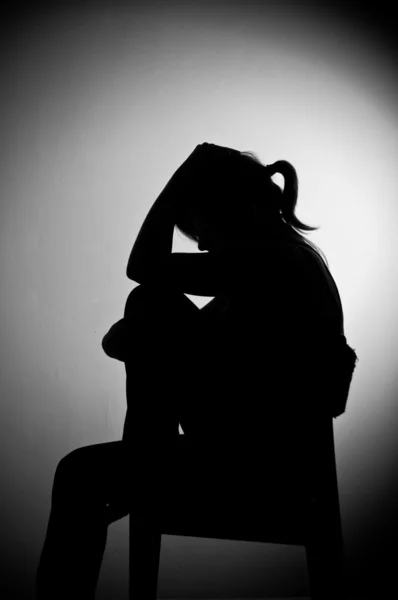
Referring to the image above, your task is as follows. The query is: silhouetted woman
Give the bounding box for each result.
[36,143,357,599]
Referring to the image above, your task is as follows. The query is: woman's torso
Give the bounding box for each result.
[180,242,344,440]
[200,241,343,340]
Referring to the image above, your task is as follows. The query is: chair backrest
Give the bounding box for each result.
[139,416,341,549]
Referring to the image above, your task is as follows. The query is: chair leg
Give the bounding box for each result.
[129,516,161,600]
[305,530,346,600]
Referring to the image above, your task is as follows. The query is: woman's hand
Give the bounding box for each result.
[162,144,205,211]
[162,142,238,216]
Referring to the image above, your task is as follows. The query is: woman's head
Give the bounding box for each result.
[175,143,326,261]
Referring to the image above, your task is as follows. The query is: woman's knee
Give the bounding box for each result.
[54,447,88,491]
[124,283,199,323]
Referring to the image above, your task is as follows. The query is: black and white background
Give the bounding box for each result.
[1,1,397,598]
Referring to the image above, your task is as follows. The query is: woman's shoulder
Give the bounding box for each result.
[231,238,304,259]
[294,244,339,291]
[293,244,344,332]
[242,239,311,275]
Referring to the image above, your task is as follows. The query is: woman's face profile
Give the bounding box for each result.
[190,210,243,253]
[191,213,219,252]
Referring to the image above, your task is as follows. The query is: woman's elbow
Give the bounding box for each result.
[126,260,143,282]
[102,332,125,361]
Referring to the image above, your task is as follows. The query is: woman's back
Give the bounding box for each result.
[179,242,345,441]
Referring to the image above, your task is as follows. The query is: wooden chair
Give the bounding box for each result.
[128,416,346,600]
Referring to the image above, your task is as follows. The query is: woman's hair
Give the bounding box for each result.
[174,146,328,267]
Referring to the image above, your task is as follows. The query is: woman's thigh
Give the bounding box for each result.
[56,441,133,513]
[56,437,212,525]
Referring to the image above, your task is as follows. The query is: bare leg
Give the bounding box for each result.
[36,285,201,599]
[35,439,147,599]
[35,437,201,600]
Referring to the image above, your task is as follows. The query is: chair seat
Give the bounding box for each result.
[152,501,312,545]
[130,463,313,545]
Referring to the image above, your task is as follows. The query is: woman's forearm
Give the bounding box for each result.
[126,144,203,282]
[126,185,176,282]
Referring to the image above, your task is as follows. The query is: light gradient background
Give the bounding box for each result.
[1,0,398,598]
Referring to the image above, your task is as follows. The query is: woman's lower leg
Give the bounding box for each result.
[36,460,109,600]
[122,284,201,442]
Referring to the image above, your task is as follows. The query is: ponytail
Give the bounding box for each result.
[265,160,317,232]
